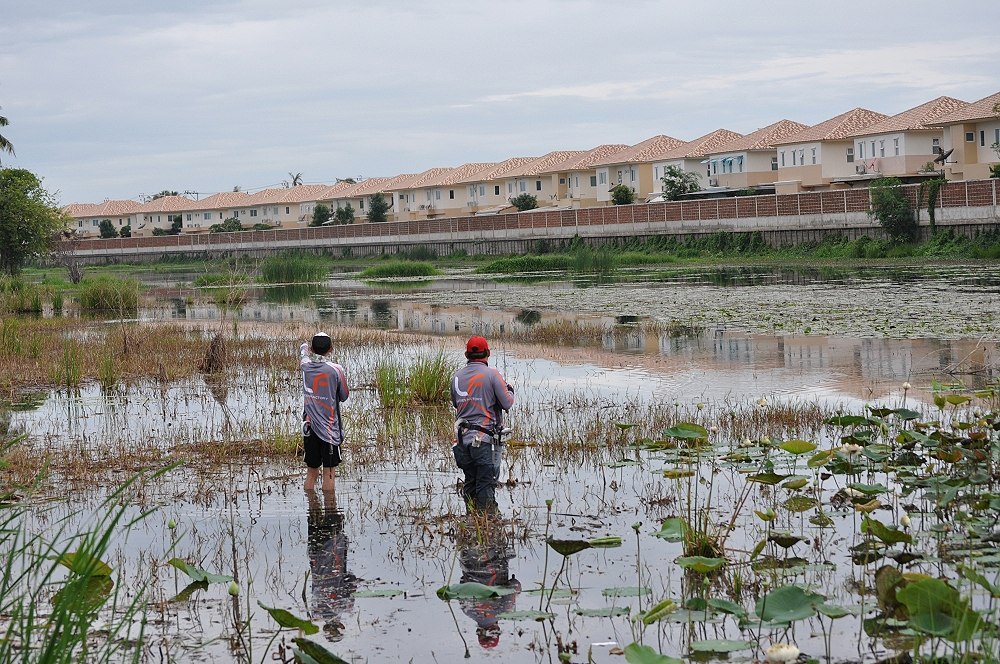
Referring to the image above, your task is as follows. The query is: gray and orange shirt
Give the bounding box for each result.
[451,360,515,444]
[300,343,350,445]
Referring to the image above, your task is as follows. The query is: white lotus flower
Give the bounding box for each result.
[902,382,911,391]
[709,425,719,433]
[900,513,911,529]
[766,643,800,663]
[841,443,863,457]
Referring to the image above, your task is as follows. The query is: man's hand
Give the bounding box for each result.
[506,384,514,395]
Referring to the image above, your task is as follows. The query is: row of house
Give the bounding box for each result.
[65,89,1000,238]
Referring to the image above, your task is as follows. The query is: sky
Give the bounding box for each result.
[2,0,999,205]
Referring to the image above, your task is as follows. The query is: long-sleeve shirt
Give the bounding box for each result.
[300,343,350,445]
[450,360,515,444]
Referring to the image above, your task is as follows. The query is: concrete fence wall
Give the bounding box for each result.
[68,179,1000,262]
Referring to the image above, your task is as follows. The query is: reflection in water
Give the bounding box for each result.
[307,492,357,641]
[456,524,520,650]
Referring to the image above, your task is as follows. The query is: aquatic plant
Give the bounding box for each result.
[77,276,140,313]
[259,251,330,283]
[359,260,440,279]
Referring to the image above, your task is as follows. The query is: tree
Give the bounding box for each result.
[510,193,537,212]
[660,166,702,201]
[119,225,131,238]
[98,219,116,238]
[152,190,179,200]
[311,203,332,227]
[169,215,183,234]
[0,168,67,274]
[367,192,390,222]
[287,172,303,187]
[610,184,635,205]
[869,177,916,242]
[210,217,243,233]
[334,203,355,224]
[0,107,14,164]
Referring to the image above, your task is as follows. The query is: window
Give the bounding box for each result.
[359,199,364,209]
[426,191,432,201]
[590,175,597,187]
[630,168,636,181]
[507,183,513,194]
[203,212,211,220]
[996,128,1000,145]
[535,180,542,191]
[859,142,865,159]
[616,169,623,183]
[250,209,258,217]
[559,178,565,185]
[399,194,404,200]
[78,220,83,227]
[879,140,885,157]
[479,185,485,196]
[448,190,454,199]
[965,132,975,142]
[932,138,940,154]
[600,171,607,184]
[780,151,785,166]
[186,214,192,221]
[771,156,778,171]
[981,130,986,146]
[871,141,876,156]
[574,177,579,188]
[434,190,441,200]
[285,206,290,214]
[653,167,659,180]
[494,185,500,196]
[798,149,804,165]
[811,148,816,164]
[792,151,797,166]
[518,181,526,192]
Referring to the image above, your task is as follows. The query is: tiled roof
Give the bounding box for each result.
[315,181,361,201]
[714,119,809,152]
[422,163,498,187]
[776,108,887,145]
[395,167,456,191]
[136,195,196,214]
[933,90,1000,124]
[192,191,253,209]
[848,96,968,136]
[340,177,392,198]
[63,200,143,218]
[469,157,537,181]
[654,129,745,160]
[558,144,631,171]
[272,184,331,204]
[505,151,585,177]
[593,135,686,166]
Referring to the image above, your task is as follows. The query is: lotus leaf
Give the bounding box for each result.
[258,601,319,634]
[675,556,726,573]
[755,584,824,623]
[623,643,683,664]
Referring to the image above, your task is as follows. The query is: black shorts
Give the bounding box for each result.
[303,430,343,469]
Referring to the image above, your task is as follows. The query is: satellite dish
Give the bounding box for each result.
[933,148,954,164]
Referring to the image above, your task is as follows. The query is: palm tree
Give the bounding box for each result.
[288,172,303,186]
[0,107,14,164]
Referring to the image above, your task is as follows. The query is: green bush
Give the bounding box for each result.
[510,194,538,212]
[869,177,916,242]
[610,184,635,205]
[474,255,570,274]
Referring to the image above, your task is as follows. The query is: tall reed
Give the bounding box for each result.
[78,277,140,314]
[259,252,330,283]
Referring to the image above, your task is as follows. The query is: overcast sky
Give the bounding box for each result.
[2,0,998,204]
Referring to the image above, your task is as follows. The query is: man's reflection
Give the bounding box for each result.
[307,491,357,641]
[457,524,521,650]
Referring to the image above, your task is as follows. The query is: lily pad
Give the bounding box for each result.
[653,517,688,542]
[602,586,652,598]
[755,584,824,623]
[167,558,233,585]
[291,637,349,664]
[779,439,816,455]
[258,601,319,634]
[662,423,708,440]
[675,556,726,573]
[576,606,631,617]
[547,538,592,556]
[497,609,554,621]
[623,643,683,664]
[436,582,516,600]
[690,639,754,653]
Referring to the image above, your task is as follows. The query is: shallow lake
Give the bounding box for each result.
[5,262,999,663]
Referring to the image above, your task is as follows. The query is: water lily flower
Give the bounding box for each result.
[765,643,800,663]
[900,514,911,529]
[902,382,911,391]
[228,581,240,596]
[841,443,863,458]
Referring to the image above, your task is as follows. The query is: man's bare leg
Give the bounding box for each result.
[322,466,335,493]
[305,467,320,491]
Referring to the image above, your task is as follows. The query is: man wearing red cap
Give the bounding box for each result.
[451,336,515,513]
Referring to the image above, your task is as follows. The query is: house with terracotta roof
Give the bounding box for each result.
[323,178,392,221]
[499,151,585,209]
[392,168,458,220]
[401,163,497,219]
[841,97,968,181]
[773,108,887,193]
[932,90,1000,181]
[591,135,686,204]
[650,129,743,196]
[550,144,630,208]
[460,157,537,215]
[705,120,809,190]
[133,195,196,237]
[179,191,253,233]
[63,199,141,238]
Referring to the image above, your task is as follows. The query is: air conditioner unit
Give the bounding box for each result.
[709,178,718,187]
[855,165,866,175]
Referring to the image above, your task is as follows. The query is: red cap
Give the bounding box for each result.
[466,336,489,354]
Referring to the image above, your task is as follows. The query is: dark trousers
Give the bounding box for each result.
[453,441,502,512]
